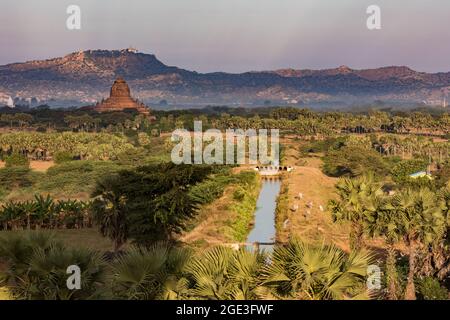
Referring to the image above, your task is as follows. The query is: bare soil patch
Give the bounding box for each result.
[0,160,54,172]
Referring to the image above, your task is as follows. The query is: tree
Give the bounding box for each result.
[4,152,29,168]
[0,114,14,128]
[323,144,389,178]
[181,246,269,300]
[0,232,108,300]
[329,174,383,250]
[14,113,33,128]
[111,243,191,300]
[364,196,402,299]
[91,163,214,247]
[91,175,129,253]
[122,164,212,245]
[261,238,374,300]
[391,159,429,187]
[392,188,446,300]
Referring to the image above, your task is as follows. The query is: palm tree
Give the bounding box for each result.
[0,231,108,300]
[33,194,55,229]
[261,238,374,300]
[329,174,383,250]
[392,188,447,300]
[110,243,191,300]
[91,175,128,253]
[364,196,402,300]
[25,245,107,300]
[181,246,270,300]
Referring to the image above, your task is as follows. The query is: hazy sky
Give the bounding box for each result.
[1,0,449,73]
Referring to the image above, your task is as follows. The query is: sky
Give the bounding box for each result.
[0,0,449,73]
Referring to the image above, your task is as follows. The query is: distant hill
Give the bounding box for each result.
[0,49,449,107]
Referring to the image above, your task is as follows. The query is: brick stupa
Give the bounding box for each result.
[93,77,154,118]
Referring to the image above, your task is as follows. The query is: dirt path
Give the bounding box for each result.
[180,185,240,247]
[0,160,54,172]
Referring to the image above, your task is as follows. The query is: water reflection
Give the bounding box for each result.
[246,179,281,252]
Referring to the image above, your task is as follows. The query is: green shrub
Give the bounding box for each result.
[322,145,389,178]
[4,152,29,168]
[275,181,289,232]
[417,276,448,300]
[150,129,160,137]
[232,187,246,201]
[137,132,151,146]
[228,172,259,241]
[36,161,125,196]
[0,167,41,189]
[391,159,429,187]
[435,161,450,188]
[115,148,149,166]
[300,136,347,155]
[189,176,232,205]
[53,151,75,163]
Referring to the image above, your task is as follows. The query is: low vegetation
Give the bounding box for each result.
[228,172,260,241]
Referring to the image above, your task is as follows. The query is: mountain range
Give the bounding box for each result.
[0,48,449,108]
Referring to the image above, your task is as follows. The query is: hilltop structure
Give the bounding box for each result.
[0,94,15,108]
[93,77,155,119]
[7,97,15,108]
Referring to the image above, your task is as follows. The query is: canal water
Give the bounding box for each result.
[246,179,281,251]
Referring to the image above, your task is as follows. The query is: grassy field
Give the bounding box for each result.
[0,228,117,252]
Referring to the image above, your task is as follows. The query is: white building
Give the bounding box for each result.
[7,97,15,108]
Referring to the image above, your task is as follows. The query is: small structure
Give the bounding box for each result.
[409,171,433,180]
[254,165,293,176]
[6,97,15,108]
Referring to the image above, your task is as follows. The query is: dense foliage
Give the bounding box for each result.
[91,163,219,248]
[0,132,136,161]
[1,106,449,137]
[0,195,91,230]
[329,175,450,300]
[0,233,375,300]
[0,232,108,300]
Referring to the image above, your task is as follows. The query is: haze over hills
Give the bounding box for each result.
[0,49,449,108]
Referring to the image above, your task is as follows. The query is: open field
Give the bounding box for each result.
[277,144,344,246]
[277,137,410,256]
